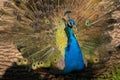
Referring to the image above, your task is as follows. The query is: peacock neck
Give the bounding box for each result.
[64,27,74,39]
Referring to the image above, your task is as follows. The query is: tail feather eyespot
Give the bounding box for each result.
[16,58,22,66]
[22,58,29,65]
[32,62,38,70]
[85,20,92,27]
[93,57,100,63]
[37,61,44,68]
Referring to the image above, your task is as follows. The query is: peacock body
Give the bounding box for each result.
[0,0,119,74]
[63,26,85,73]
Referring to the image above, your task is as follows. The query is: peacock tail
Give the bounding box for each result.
[0,0,119,73]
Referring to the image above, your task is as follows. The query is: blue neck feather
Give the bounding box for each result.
[62,27,85,73]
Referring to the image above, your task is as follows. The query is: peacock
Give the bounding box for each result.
[0,0,119,74]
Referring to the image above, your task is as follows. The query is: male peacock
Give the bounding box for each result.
[0,0,119,74]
